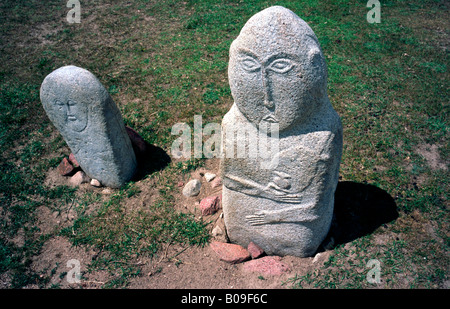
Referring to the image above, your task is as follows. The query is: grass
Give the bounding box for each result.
[59,171,209,287]
[0,0,448,288]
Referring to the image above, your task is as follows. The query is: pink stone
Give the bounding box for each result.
[200,195,221,216]
[210,177,222,188]
[247,241,265,259]
[68,153,80,168]
[210,241,251,264]
[58,157,74,176]
[242,256,291,276]
[69,171,90,186]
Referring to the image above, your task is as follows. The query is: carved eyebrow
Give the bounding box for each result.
[236,49,262,73]
[265,52,296,65]
[236,48,298,63]
[236,48,259,60]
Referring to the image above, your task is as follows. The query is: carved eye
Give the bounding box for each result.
[240,56,261,72]
[268,59,294,73]
[55,100,65,109]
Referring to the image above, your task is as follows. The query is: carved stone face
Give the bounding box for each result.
[228,6,327,132]
[40,65,138,188]
[54,98,88,132]
[40,66,96,136]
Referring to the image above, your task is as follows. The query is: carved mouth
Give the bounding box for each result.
[68,115,77,121]
[262,114,278,123]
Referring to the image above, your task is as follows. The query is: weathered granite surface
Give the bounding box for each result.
[40,65,137,188]
[221,6,343,257]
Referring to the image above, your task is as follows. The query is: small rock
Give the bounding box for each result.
[101,188,113,195]
[312,252,323,263]
[210,241,251,264]
[182,179,201,197]
[211,226,223,236]
[177,181,184,187]
[68,153,80,168]
[247,241,265,259]
[200,195,221,216]
[58,157,75,176]
[210,176,222,188]
[90,179,102,187]
[69,171,90,186]
[242,256,290,276]
[204,172,216,182]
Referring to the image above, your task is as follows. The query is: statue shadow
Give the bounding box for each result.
[123,127,171,181]
[131,142,171,181]
[319,181,399,251]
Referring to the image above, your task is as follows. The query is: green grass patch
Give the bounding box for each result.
[0,0,448,288]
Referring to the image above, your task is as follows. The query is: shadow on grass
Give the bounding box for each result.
[126,127,171,181]
[133,143,172,181]
[321,181,399,250]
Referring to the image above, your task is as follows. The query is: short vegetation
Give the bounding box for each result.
[0,0,448,288]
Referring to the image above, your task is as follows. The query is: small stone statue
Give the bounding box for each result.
[40,65,137,188]
[221,6,343,257]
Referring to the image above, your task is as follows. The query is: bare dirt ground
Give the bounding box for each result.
[31,158,327,289]
[22,155,403,289]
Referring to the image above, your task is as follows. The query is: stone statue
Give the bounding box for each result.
[40,65,137,188]
[220,6,343,257]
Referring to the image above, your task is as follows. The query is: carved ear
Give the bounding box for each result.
[307,47,327,80]
[307,47,321,61]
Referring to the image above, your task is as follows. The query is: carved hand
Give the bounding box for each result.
[246,211,270,226]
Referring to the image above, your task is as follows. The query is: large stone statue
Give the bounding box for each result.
[40,65,137,188]
[220,6,343,257]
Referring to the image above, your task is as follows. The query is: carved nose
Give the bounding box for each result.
[261,69,274,110]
